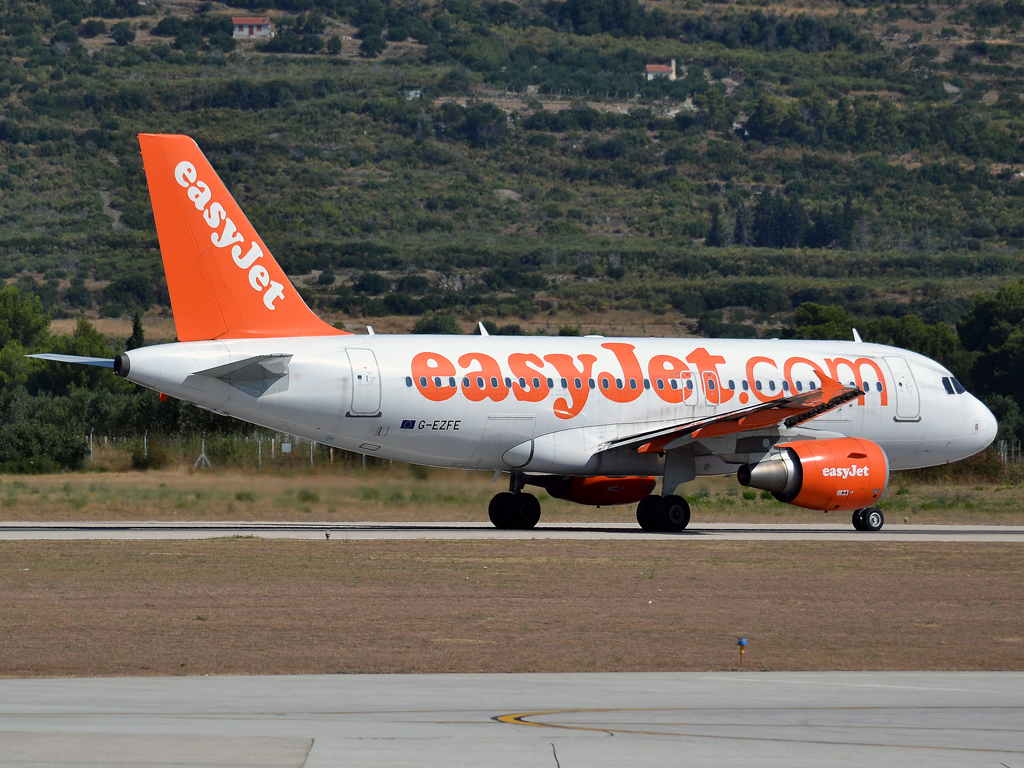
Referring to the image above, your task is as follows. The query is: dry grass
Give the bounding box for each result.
[1,539,1021,677]
[3,466,1024,525]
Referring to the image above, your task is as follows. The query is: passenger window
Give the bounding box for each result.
[796,381,803,392]
[406,377,413,387]
[782,381,789,392]
[546,377,554,388]
[419,376,427,387]
[533,377,540,389]
[574,377,582,389]
[728,380,735,390]
[686,380,694,391]
[755,381,762,391]
[476,377,484,388]
[742,380,749,391]
[768,381,776,392]
[669,380,678,390]
[707,379,716,391]
[875,382,882,392]
[589,378,596,389]
[519,377,526,388]
[434,377,441,387]
[560,378,568,389]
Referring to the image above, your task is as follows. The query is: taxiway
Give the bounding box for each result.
[1,521,1022,541]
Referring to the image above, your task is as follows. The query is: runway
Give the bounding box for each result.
[1,521,1023,541]
[0,672,1021,767]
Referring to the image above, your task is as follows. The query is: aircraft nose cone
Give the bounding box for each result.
[975,398,998,449]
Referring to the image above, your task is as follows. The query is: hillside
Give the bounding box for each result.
[1,0,1023,331]
[3,0,1024,460]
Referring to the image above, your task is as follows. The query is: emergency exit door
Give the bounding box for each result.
[884,356,920,421]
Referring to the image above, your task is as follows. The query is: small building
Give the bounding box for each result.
[645,59,677,81]
[232,17,274,39]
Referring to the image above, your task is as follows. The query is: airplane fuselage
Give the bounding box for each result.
[121,334,996,477]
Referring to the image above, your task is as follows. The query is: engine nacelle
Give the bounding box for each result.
[737,437,889,511]
[527,475,656,507]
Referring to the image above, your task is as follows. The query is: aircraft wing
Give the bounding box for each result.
[604,375,865,455]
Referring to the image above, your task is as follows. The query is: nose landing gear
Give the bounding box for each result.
[852,507,884,531]
[636,494,691,533]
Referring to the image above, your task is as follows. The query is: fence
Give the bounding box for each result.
[82,430,388,472]
[996,440,1022,464]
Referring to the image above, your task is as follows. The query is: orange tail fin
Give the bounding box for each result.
[139,133,347,341]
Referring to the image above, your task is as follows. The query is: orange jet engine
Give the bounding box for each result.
[737,437,889,511]
[529,475,657,507]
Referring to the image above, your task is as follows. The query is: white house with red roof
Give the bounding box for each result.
[232,17,274,38]
[645,59,676,81]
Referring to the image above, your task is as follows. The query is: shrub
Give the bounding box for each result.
[80,19,107,37]
[359,33,386,58]
[412,313,461,334]
[0,423,87,473]
[110,22,135,46]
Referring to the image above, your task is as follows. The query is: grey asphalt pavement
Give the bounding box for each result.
[1,672,1021,767]
[1,521,1023,541]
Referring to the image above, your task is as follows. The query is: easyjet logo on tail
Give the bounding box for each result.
[173,161,285,311]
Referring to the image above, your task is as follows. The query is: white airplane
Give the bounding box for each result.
[33,134,998,533]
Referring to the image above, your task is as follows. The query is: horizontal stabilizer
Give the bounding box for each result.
[27,354,114,368]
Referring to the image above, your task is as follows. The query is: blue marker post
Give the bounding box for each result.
[737,637,748,664]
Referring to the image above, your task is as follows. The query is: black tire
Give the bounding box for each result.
[488,492,515,529]
[656,495,690,533]
[507,492,541,530]
[862,507,884,532]
[852,509,866,531]
[636,495,660,531]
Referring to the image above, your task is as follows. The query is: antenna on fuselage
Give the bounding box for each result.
[852,328,862,343]
[367,326,375,335]
[478,322,489,336]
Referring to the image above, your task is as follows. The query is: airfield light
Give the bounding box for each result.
[737,637,748,664]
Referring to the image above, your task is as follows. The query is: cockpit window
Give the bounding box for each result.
[941,376,955,395]
[951,377,966,394]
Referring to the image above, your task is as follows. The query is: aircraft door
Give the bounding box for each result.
[346,348,381,416]
[884,356,920,421]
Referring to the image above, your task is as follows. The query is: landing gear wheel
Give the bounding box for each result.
[507,492,541,530]
[852,509,866,531]
[861,507,884,532]
[488,492,515,529]
[656,495,690,532]
[636,495,660,532]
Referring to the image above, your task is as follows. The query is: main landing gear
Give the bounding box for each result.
[636,494,691,533]
[852,507,884,532]
[488,491,542,530]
